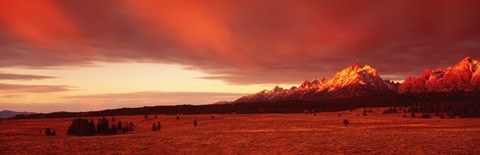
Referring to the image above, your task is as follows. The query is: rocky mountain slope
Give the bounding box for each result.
[399,57,480,93]
[234,63,399,103]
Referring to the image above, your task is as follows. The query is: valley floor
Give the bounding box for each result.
[0,108,479,154]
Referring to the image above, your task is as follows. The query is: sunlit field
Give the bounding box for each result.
[1,108,479,154]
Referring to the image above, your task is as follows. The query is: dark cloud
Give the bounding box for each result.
[1,0,480,84]
[0,83,71,93]
[0,73,56,80]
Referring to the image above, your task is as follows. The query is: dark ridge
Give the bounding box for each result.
[14,91,480,119]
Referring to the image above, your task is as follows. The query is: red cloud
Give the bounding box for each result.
[1,1,480,84]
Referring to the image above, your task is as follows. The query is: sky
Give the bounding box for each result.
[1,0,480,112]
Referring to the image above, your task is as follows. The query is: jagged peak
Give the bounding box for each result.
[318,63,389,91]
[362,64,378,77]
[312,78,324,84]
[336,63,379,78]
[455,56,474,66]
[434,67,443,72]
[363,64,373,70]
[421,68,433,78]
[350,62,361,70]
[300,78,327,88]
[272,86,283,92]
[399,57,480,94]
[452,56,478,72]
[234,63,397,103]
[461,56,473,63]
[300,79,312,88]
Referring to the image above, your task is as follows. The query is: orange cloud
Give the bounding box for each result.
[0,83,71,93]
[0,73,56,80]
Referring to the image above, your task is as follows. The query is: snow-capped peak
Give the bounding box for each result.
[319,63,384,91]
[452,56,478,73]
[232,63,396,103]
[399,56,480,93]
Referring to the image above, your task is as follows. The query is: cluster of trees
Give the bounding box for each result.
[68,118,95,136]
[68,117,134,136]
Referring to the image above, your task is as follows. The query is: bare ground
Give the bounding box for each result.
[0,108,479,155]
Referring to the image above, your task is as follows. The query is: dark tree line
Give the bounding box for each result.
[406,101,480,118]
[14,91,480,119]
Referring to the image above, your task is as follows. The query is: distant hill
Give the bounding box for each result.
[0,110,36,118]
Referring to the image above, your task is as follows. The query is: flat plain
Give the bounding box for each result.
[1,108,479,154]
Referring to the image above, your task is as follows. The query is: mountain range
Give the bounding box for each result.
[400,57,480,93]
[234,57,480,103]
[0,110,36,118]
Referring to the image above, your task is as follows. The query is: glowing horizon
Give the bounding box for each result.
[0,62,300,112]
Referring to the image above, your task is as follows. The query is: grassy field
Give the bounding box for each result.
[1,108,479,154]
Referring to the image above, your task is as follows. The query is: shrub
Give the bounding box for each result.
[343,119,349,126]
[45,128,52,136]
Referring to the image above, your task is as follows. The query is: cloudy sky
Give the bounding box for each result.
[1,0,480,112]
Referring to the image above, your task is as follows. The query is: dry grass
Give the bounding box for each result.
[1,108,479,154]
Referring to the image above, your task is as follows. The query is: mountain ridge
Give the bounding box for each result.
[234,56,479,104]
[399,57,480,93]
[234,63,398,103]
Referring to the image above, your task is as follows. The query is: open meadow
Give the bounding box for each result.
[1,108,479,154]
